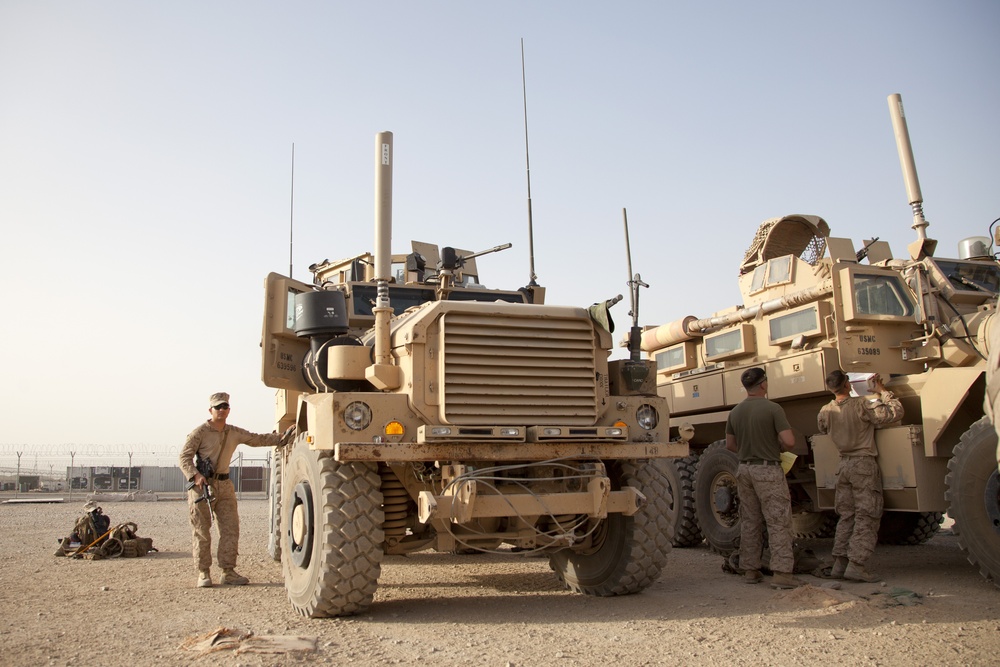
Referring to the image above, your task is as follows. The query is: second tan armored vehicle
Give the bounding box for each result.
[260,132,686,617]
[643,95,1000,586]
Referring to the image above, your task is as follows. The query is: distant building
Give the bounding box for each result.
[64,465,270,493]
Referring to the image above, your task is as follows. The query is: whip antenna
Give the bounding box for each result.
[623,208,648,363]
[521,38,538,286]
[289,142,295,278]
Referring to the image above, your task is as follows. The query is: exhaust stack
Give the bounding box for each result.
[366,131,402,390]
[888,93,937,259]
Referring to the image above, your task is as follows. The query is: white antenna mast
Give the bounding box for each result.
[289,143,295,278]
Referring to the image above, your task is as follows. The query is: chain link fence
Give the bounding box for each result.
[0,445,273,500]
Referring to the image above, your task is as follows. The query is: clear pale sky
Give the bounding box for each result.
[2,2,998,468]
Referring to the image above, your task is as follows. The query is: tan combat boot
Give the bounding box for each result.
[829,556,848,579]
[744,569,763,584]
[843,561,882,583]
[197,570,213,588]
[770,572,806,589]
[221,569,249,586]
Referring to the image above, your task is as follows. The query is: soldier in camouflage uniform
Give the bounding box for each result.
[817,370,903,583]
[725,367,803,589]
[180,392,291,588]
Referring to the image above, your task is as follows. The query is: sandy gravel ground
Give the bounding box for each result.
[1,495,997,666]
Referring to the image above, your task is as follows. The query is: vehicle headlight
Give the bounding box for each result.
[636,404,659,430]
[344,402,372,431]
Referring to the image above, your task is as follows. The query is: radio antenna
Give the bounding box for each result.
[521,38,538,286]
[289,142,295,278]
[623,208,648,363]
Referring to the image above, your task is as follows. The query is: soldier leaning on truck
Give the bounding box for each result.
[179,392,292,589]
[725,367,804,590]
[817,371,903,583]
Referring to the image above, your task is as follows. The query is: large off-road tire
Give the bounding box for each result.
[267,449,283,562]
[282,438,384,617]
[792,510,838,539]
[946,416,1000,586]
[664,453,703,547]
[877,511,943,545]
[548,459,672,596]
[694,441,741,556]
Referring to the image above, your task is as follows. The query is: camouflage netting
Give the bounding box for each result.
[739,215,830,275]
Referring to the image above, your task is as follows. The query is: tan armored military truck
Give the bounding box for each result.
[642,95,1000,587]
[260,131,686,617]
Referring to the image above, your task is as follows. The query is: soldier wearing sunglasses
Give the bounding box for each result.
[180,391,293,588]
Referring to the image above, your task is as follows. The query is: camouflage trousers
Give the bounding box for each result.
[737,463,795,574]
[832,455,883,566]
[188,478,241,571]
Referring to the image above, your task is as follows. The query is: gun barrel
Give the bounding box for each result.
[465,243,512,261]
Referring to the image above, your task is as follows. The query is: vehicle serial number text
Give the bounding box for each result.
[278,351,298,372]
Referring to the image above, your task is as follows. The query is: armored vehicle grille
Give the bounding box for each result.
[442,312,598,425]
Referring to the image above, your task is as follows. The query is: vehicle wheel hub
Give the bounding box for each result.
[986,468,1000,536]
[713,484,734,513]
[288,481,314,568]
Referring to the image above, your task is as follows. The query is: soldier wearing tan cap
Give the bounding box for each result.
[179,392,293,588]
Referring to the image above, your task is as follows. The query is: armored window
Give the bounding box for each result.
[765,256,792,286]
[656,342,697,374]
[915,258,1000,306]
[768,305,821,344]
[286,289,299,329]
[852,274,913,317]
[934,259,1000,296]
[750,264,767,293]
[445,290,527,304]
[704,324,756,361]
[349,285,437,317]
[749,256,794,295]
[706,330,741,357]
[657,346,685,372]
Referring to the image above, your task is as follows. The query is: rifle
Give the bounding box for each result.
[185,454,216,526]
[856,237,880,262]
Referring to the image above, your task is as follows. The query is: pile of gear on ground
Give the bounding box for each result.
[53,501,156,560]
